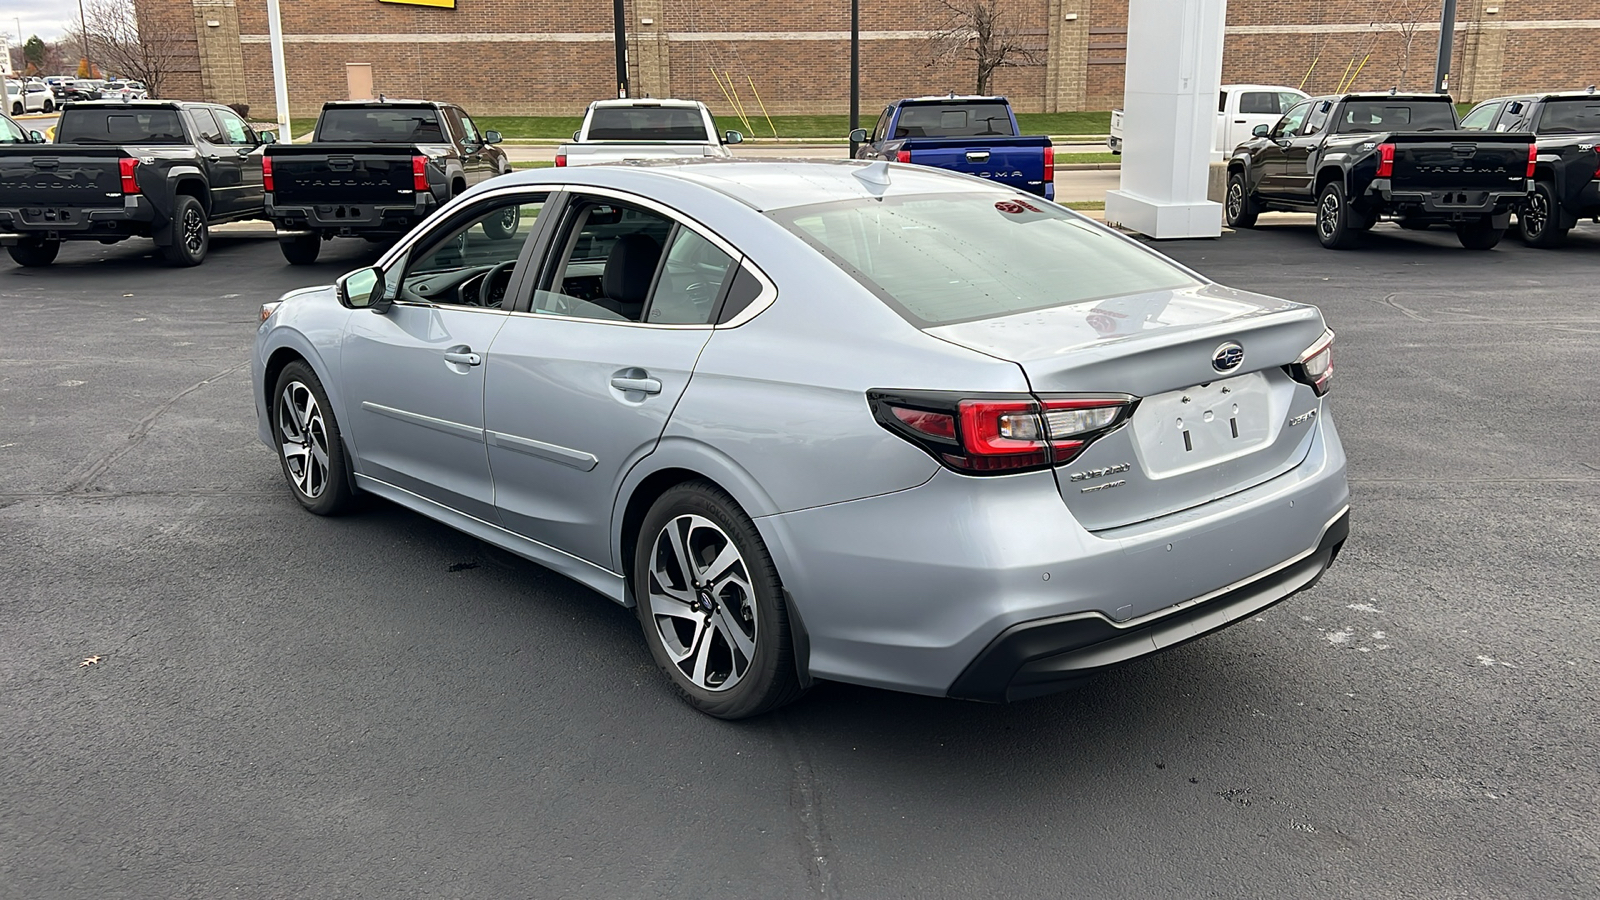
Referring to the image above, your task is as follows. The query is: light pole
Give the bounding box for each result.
[266,0,291,141]
[78,0,92,76]
[1433,0,1457,93]
[613,0,628,98]
[848,0,859,158]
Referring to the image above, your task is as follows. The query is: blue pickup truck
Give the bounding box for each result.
[850,96,1054,200]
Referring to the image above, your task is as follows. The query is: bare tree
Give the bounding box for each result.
[75,0,186,96]
[927,0,1043,96]
[1392,1,1427,90]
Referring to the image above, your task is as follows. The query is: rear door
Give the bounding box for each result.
[484,191,737,567]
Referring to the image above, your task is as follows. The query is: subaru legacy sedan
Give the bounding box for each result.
[252,160,1348,719]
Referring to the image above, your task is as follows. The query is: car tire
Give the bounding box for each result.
[633,481,804,720]
[280,235,321,265]
[481,205,520,240]
[1224,172,1259,229]
[1517,181,1569,248]
[1397,218,1433,231]
[271,361,356,516]
[1315,181,1361,250]
[160,195,210,266]
[7,238,61,268]
[1456,216,1504,250]
[42,99,54,113]
[9,102,20,115]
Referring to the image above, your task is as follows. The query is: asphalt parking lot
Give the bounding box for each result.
[3,215,1597,899]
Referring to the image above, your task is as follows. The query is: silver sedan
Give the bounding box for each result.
[252,160,1348,718]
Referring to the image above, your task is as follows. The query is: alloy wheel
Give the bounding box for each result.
[183,207,205,252]
[1226,182,1243,221]
[1318,192,1339,238]
[277,381,330,499]
[645,514,758,692]
[1523,192,1548,238]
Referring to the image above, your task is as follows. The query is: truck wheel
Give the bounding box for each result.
[280,235,321,266]
[1456,217,1504,251]
[1315,182,1361,250]
[9,102,20,116]
[481,205,520,240]
[43,99,54,113]
[160,195,210,266]
[1224,172,1258,229]
[7,238,61,268]
[1517,181,1569,248]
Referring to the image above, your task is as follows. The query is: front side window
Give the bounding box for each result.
[394,194,547,309]
[1274,102,1312,138]
[871,108,893,142]
[0,116,28,143]
[456,110,483,146]
[1458,103,1501,131]
[772,193,1197,327]
[215,108,254,145]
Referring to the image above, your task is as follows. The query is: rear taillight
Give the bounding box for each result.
[1527,143,1538,179]
[119,157,139,195]
[1375,143,1395,178]
[555,152,567,167]
[261,155,274,193]
[869,391,1138,475]
[1289,329,1335,397]
[895,150,911,163]
[412,155,429,191]
[1043,145,1054,183]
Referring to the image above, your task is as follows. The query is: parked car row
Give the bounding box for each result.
[1226,88,1600,250]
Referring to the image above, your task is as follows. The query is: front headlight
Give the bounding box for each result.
[260,301,282,323]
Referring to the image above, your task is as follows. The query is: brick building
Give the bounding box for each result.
[136,0,1599,119]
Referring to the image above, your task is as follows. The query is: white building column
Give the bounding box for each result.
[1104,0,1228,239]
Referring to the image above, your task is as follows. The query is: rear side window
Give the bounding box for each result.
[1336,101,1457,133]
[317,108,444,142]
[190,109,224,143]
[773,193,1197,327]
[586,107,710,142]
[57,110,188,144]
[1538,100,1600,134]
[892,103,1016,138]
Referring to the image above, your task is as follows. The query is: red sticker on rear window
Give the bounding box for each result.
[995,200,1042,214]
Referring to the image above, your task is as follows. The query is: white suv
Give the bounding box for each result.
[6,80,55,115]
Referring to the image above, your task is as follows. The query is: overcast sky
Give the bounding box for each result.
[2,0,79,44]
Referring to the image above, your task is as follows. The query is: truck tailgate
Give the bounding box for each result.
[1390,132,1534,192]
[0,146,127,208]
[266,144,421,206]
[902,136,1052,195]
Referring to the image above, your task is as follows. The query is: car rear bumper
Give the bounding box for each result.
[0,197,157,241]
[756,412,1348,699]
[1371,180,1528,221]
[267,194,436,237]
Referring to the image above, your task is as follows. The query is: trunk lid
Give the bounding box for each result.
[926,283,1330,531]
[0,146,126,208]
[1389,131,1534,192]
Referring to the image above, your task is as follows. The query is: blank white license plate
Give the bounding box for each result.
[1132,372,1276,477]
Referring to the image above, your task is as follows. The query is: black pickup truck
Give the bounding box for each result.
[263,100,509,264]
[1461,89,1600,247]
[0,100,271,267]
[1225,93,1534,249]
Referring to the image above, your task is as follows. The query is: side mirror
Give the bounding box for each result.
[483,130,502,144]
[849,128,869,143]
[337,266,388,312]
[573,130,582,142]
[1252,124,1271,138]
[258,131,277,144]
[724,130,744,145]
[29,130,46,143]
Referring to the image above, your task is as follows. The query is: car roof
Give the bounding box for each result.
[1223,84,1307,94]
[499,158,1014,212]
[588,98,705,109]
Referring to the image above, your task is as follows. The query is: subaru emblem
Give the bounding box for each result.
[1212,341,1244,373]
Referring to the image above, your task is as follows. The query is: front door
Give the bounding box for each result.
[341,191,550,521]
[1258,100,1312,198]
[188,107,246,216]
[485,193,739,567]
[1281,99,1331,198]
[215,107,266,213]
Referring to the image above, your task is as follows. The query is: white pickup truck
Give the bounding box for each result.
[1108,84,1308,156]
[555,99,744,167]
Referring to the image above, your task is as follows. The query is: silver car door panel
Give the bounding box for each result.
[342,304,508,521]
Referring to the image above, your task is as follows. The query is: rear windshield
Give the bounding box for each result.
[316,108,446,142]
[1335,101,1458,133]
[586,107,710,141]
[1538,100,1600,134]
[893,103,1016,138]
[772,192,1198,327]
[56,109,187,144]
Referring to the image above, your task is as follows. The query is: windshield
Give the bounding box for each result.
[1538,99,1600,134]
[585,107,710,141]
[316,107,445,142]
[1335,100,1458,133]
[893,102,1017,138]
[772,192,1199,327]
[56,109,188,144]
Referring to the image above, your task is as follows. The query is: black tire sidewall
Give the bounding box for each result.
[632,482,798,719]
[1457,217,1504,250]
[280,236,320,265]
[271,361,355,515]
[1317,182,1358,249]
[7,239,60,267]
[1225,173,1258,228]
[1519,181,1567,247]
[162,196,209,266]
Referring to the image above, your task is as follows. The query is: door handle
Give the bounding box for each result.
[205,154,220,161]
[444,350,481,366]
[610,369,662,395]
[1234,119,1247,123]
